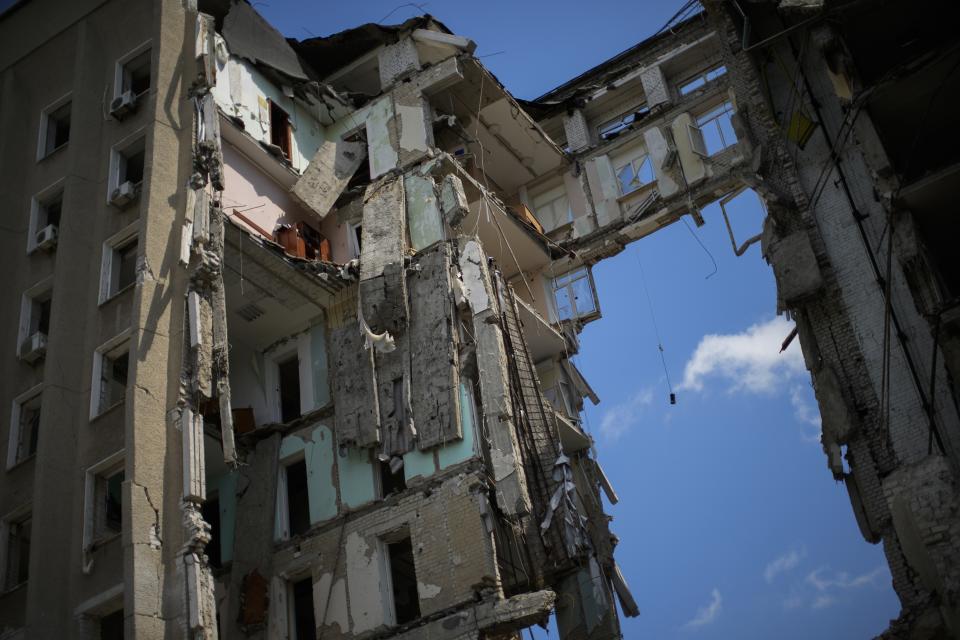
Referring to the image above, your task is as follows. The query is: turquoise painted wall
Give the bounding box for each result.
[338,445,376,508]
[276,424,338,539]
[310,319,330,409]
[403,447,436,482]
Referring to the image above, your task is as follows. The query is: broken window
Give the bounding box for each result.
[100,229,138,303]
[678,65,727,95]
[38,100,71,159]
[98,608,124,640]
[615,154,655,195]
[348,222,362,259]
[18,280,52,363]
[289,576,317,640]
[597,105,650,141]
[7,389,41,469]
[91,334,130,418]
[379,458,406,498]
[284,459,310,537]
[201,496,221,569]
[119,49,151,97]
[693,101,737,156]
[532,185,573,232]
[269,100,293,160]
[552,267,600,322]
[385,535,421,625]
[278,354,301,424]
[3,513,31,591]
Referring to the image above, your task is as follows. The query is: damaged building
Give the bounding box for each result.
[0,0,957,638]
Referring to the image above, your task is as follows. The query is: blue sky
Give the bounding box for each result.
[259,1,900,636]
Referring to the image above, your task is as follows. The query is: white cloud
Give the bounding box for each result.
[598,387,654,441]
[684,588,722,629]
[782,594,804,610]
[811,594,836,610]
[806,566,887,592]
[679,316,806,394]
[790,386,822,443]
[764,548,805,583]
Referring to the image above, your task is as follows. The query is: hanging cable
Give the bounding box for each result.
[633,246,677,405]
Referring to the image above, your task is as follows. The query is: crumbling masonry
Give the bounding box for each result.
[0,0,958,638]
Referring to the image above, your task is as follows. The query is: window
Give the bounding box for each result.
[552,267,599,322]
[347,222,362,259]
[615,154,655,195]
[2,513,31,591]
[98,608,124,640]
[269,100,292,160]
[117,48,151,97]
[99,224,138,303]
[384,535,420,625]
[90,332,130,419]
[289,576,317,640]
[28,184,63,252]
[37,98,71,160]
[7,386,42,469]
[17,278,52,362]
[108,135,145,206]
[532,185,573,233]
[201,496,221,569]
[83,451,124,562]
[278,354,301,424]
[278,458,310,539]
[597,105,649,142]
[692,101,737,156]
[379,458,406,498]
[678,65,727,96]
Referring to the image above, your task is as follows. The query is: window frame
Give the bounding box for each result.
[678,64,727,96]
[98,222,139,305]
[89,330,131,421]
[275,451,309,541]
[614,153,655,196]
[16,276,53,360]
[26,179,65,254]
[531,184,573,233]
[106,130,147,206]
[113,41,153,100]
[0,505,32,593]
[347,221,362,259]
[691,100,737,157]
[75,584,125,639]
[36,93,72,161]
[82,450,125,562]
[7,384,43,471]
[551,266,600,323]
[286,574,317,640]
[596,104,650,142]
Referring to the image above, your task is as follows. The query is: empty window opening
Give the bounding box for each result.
[615,154,655,195]
[120,146,145,186]
[379,458,406,498]
[9,392,41,467]
[39,101,71,158]
[290,576,317,640]
[269,101,292,160]
[29,187,63,252]
[285,460,310,537]
[597,106,650,142]
[38,191,62,230]
[19,284,52,362]
[121,50,151,97]
[552,267,600,322]
[109,137,145,206]
[201,496,221,569]
[100,347,129,414]
[101,469,124,535]
[386,536,421,625]
[693,101,737,156]
[4,515,31,591]
[348,222,363,258]
[99,608,124,640]
[679,65,727,95]
[101,234,138,302]
[278,354,301,423]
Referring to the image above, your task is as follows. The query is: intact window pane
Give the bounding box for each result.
[570,276,597,317]
[555,286,574,321]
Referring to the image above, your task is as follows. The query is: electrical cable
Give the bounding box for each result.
[633,245,676,405]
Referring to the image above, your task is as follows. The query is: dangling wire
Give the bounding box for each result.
[634,245,677,405]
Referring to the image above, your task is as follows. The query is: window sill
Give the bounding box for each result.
[90,531,122,552]
[5,454,36,473]
[90,400,125,424]
[37,143,68,164]
[98,283,136,307]
[0,581,27,597]
[616,183,656,204]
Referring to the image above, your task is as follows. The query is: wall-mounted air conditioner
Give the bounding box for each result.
[109,91,138,120]
[20,332,47,364]
[109,180,139,208]
[35,224,58,251]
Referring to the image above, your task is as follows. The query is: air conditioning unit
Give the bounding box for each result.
[109,180,139,208]
[20,332,47,364]
[109,90,138,120]
[35,224,58,250]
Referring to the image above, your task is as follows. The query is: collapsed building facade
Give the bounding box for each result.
[0,0,957,639]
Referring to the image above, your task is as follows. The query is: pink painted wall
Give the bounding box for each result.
[221,141,352,263]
